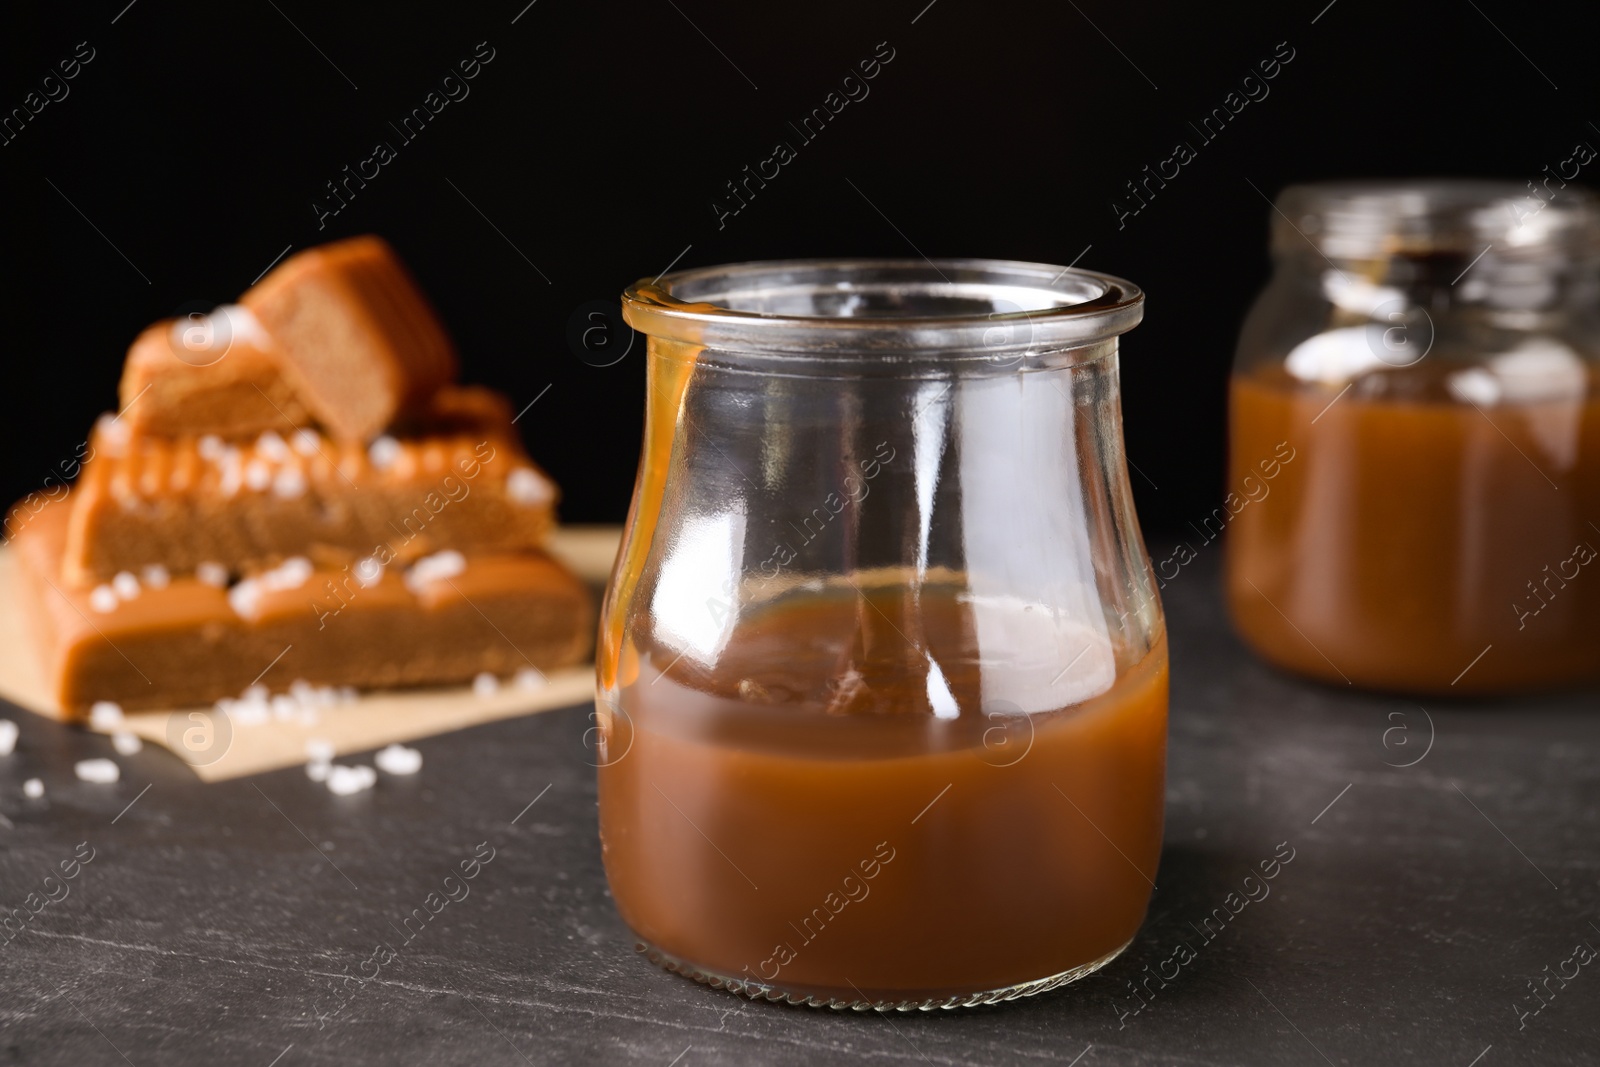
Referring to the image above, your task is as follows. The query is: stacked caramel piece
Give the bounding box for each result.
[11,237,591,718]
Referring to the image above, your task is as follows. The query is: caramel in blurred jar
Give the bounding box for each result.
[1227,181,1600,695]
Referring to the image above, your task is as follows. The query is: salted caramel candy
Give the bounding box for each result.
[241,236,458,441]
[58,388,557,585]
[15,504,591,717]
[116,307,313,438]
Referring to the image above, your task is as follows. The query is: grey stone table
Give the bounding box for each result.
[2,551,1596,1067]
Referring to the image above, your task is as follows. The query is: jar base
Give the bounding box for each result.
[634,936,1135,1011]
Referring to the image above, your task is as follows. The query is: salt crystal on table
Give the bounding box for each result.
[472,672,499,698]
[89,701,124,730]
[112,571,141,600]
[514,667,547,691]
[305,738,336,764]
[89,585,119,613]
[140,564,171,589]
[306,762,331,782]
[111,732,143,756]
[75,759,120,784]
[0,719,16,756]
[375,744,422,776]
[326,764,376,796]
[23,778,43,799]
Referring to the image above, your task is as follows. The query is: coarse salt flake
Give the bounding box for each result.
[256,430,290,461]
[354,556,384,588]
[368,436,401,470]
[112,732,143,756]
[23,778,43,799]
[89,701,124,729]
[404,550,466,594]
[375,743,422,775]
[89,585,119,614]
[272,467,307,499]
[472,672,499,698]
[197,562,229,588]
[244,459,272,492]
[112,571,141,600]
[326,764,377,796]
[140,564,171,589]
[505,467,549,506]
[74,758,120,784]
[0,719,17,756]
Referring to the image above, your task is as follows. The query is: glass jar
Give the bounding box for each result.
[1226,181,1600,695]
[596,259,1166,1010]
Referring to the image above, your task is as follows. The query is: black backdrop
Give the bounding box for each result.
[5,0,1598,533]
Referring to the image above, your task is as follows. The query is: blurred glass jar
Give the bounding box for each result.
[597,260,1166,1009]
[1227,180,1600,695]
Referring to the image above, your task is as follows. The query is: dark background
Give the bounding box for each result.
[4,0,1598,531]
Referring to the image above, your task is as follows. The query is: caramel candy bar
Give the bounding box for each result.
[15,504,591,717]
[117,307,313,438]
[242,236,458,441]
[58,391,557,585]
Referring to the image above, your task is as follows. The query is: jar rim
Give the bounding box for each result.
[1272,179,1600,261]
[621,258,1144,359]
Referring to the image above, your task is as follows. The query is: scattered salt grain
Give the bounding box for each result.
[514,667,547,691]
[197,434,226,461]
[271,695,298,721]
[140,564,171,589]
[197,562,229,588]
[89,585,119,614]
[375,743,422,776]
[306,761,331,782]
[112,571,141,600]
[111,732,143,756]
[326,764,376,796]
[506,467,549,505]
[291,429,320,456]
[0,719,17,756]
[74,759,120,784]
[23,778,43,799]
[256,430,290,462]
[89,701,124,730]
[472,672,499,698]
[306,738,336,764]
[368,435,401,470]
[404,550,466,594]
